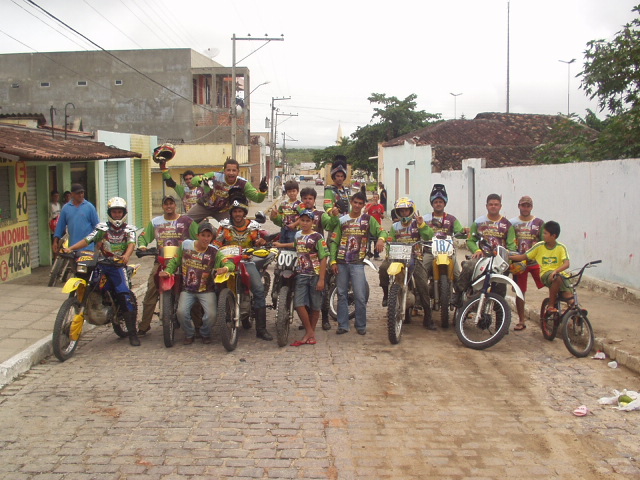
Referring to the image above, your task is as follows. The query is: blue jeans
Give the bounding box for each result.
[177,291,216,338]
[245,262,266,308]
[337,263,368,331]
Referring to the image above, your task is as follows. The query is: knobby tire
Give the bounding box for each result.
[52,296,81,362]
[455,292,511,350]
[561,308,594,358]
[387,283,404,344]
[275,285,292,347]
[218,288,238,352]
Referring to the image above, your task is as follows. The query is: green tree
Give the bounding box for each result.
[313,93,441,176]
[536,4,640,163]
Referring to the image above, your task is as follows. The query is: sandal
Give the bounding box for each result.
[304,338,317,345]
[290,340,305,347]
[573,405,589,417]
[514,323,527,331]
[545,306,558,315]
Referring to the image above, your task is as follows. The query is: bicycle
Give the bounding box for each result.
[539,260,601,357]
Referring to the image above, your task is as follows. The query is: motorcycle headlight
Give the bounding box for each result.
[77,264,88,274]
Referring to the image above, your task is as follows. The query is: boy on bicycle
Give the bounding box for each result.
[509,221,571,314]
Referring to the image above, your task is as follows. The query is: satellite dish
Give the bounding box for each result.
[204,47,220,59]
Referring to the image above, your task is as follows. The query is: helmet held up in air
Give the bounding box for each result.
[152,143,176,164]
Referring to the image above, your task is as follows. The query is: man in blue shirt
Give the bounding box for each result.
[53,183,100,253]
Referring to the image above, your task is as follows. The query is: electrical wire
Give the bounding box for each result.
[82,0,146,49]
[116,0,172,48]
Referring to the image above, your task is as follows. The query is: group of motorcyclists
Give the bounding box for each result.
[56,146,547,350]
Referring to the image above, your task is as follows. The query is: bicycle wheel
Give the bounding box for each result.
[561,308,594,358]
[455,292,511,350]
[540,298,559,341]
[52,297,82,361]
[217,288,238,352]
[387,283,404,344]
[275,285,292,347]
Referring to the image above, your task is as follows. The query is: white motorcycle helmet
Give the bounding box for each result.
[107,197,128,228]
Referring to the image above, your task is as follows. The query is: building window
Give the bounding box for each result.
[77,81,87,86]
[115,80,123,86]
[40,82,50,87]
[405,169,410,194]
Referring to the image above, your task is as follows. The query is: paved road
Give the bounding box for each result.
[1,261,639,479]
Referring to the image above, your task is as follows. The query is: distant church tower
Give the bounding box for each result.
[336,122,344,145]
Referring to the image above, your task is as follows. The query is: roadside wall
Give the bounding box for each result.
[428,157,640,291]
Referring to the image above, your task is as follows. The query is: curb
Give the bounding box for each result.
[0,283,146,388]
[518,298,640,376]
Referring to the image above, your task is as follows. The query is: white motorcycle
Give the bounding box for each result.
[454,239,524,350]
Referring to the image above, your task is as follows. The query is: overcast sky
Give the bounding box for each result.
[1,0,638,147]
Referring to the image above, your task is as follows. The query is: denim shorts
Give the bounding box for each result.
[294,274,323,310]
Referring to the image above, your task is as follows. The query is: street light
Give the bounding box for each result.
[250,81,270,95]
[450,92,463,120]
[558,58,576,116]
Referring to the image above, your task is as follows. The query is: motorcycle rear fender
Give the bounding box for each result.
[62,277,87,294]
[471,273,524,300]
[387,262,405,276]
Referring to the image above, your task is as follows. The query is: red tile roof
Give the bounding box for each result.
[0,124,141,161]
[382,112,598,171]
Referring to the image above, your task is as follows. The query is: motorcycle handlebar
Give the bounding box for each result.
[136,248,158,258]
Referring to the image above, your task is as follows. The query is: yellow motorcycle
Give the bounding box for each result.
[52,251,140,361]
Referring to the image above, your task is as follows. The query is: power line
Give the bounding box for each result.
[116,0,172,48]
[82,0,145,49]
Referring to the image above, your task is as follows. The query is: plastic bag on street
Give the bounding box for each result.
[598,389,640,410]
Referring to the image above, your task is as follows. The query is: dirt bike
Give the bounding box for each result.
[272,248,298,347]
[426,232,467,328]
[48,235,74,287]
[540,259,601,357]
[386,241,426,344]
[215,243,276,352]
[52,251,140,361]
[454,239,524,350]
[136,246,192,348]
[326,256,375,321]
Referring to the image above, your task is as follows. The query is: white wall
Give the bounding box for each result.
[381,141,433,211]
[425,157,640,290]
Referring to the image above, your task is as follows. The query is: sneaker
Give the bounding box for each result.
[336,328,349,335]
[357,329,366,335]
[183,337,194,345]
[322,319,332,331]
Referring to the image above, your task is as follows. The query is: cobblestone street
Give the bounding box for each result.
[1,260,639,480]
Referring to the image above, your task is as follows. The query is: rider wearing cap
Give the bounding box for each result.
[214,191,273,341]
[378,197,436,330]
[136,195,199,336]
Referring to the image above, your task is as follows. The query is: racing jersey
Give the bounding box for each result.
[192,171,266,212]
[138,214,198,250]
[525,241,570,276]
[330,213,386,264]
[423,212,464,237]
[510,216,545,254]
[273,199,301,229]
[214,219,264,249]
[467,215,516,253]
[165,240,233,293]
[162,172,204,212]
[294,231,329,275]
[386,219,434,261]
[296,205,339,238]
[85,222,136,258]
[323,184,352,214]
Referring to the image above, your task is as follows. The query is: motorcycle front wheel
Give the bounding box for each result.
[455,292,511,350]
[275,284,293,347]
[218,288,238,352]
[387,283,405,344]
[329,283,369,321]
[161,291,177,348]
[561,308,594,358]
[52,296,82,362]
[439,272,451,328]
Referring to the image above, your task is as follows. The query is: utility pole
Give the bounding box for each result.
[231,34,284,161]
[269,96,290,198]
[449,93,462,120]
[281,132,297,179]
[559,58,576,116]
